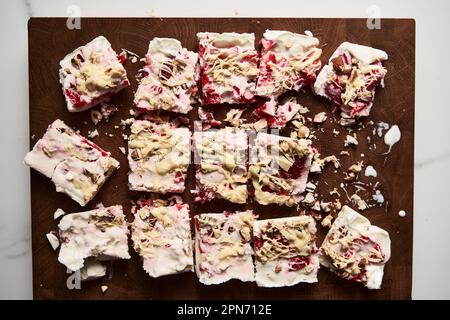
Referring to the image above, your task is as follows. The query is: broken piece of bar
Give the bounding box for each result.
[249,133,314,206]
[313,42,388,125]
[131,202,193,277]
[58,205,130,272]
[256,30,322,98]
[194,211,256,285]
[254,98,301,128]
[193,128,248,204]
[134,38,199,114]
[128,120,190,193]
[59,36,130,112]
[24,119,119,206]
[319,205,391,289]
[197,32,259,104]
[253,215,319,287]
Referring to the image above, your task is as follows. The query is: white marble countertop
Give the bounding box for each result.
[1,0,449,299]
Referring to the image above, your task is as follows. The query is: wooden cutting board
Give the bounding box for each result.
[28,18,414,300]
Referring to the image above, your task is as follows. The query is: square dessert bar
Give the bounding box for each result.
[253,215,319,287]
[58,205,130,272]
[313,42,388,125]
[193,128,248,204]
[128,120,191,193]
[59,36,130,112]
[134,38,199,114]
[249,133,314,206]
[24,119,119,206]
[194,211,256,285]
[319,205,391,289]
[197,32,259,105]
[256,30,322,98]
[131,203,193,277]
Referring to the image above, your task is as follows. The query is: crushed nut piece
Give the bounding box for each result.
[302,192,316,206]
[297,125,310,138]
[313,112,327,124]
[321,214,334,227]
[350,194,368,210]
[87,129,99,139]
[90,110,102,125]
[344,134,358,147]
[224,108,246,127]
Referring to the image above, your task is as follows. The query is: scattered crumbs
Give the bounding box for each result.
[121,48,140,59]
[256,20,261,24]
[53,208,65,220]
[46,232,60,250]
[305,182,316,192]
[384,125,401,154]
[330,188,340,197]
[373,190,385,204]
[376,121,389,137]
[344,134,358,147]
[364,165,377,177]
[224,108,246,127]
[299,105,310,114]
[398,210,407,217]
[321,214,333,227]
[118,147,126,155]
[350,194,368,210]
[333,129,340,136]
[90,110,102,125]
[95,202,105,209]
[108,133,114,137]
[83,121,88,125]
[100,103,118,121]
[88,129,99,139]
[302,192,316,207]
[101,285,108,293]
[31,134,36,139]
[313,112,327,124]
[340,150,350,156]
[120,118,134,128]
[122,134,128,141]
[360,153,365,157]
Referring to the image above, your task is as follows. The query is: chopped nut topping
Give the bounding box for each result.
[344,134,358,147]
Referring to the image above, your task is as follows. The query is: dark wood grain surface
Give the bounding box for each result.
[28,18,415,300]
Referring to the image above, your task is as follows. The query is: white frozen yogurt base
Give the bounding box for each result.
[131,203,193,278]
[254,216,319,287]
[134,38,198,114]
[128,120,191,193]
[59,36,129,112]
[58,205,130,272]
[319,205,391,289]
[24,119,119,206]
[194,211,255,285]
